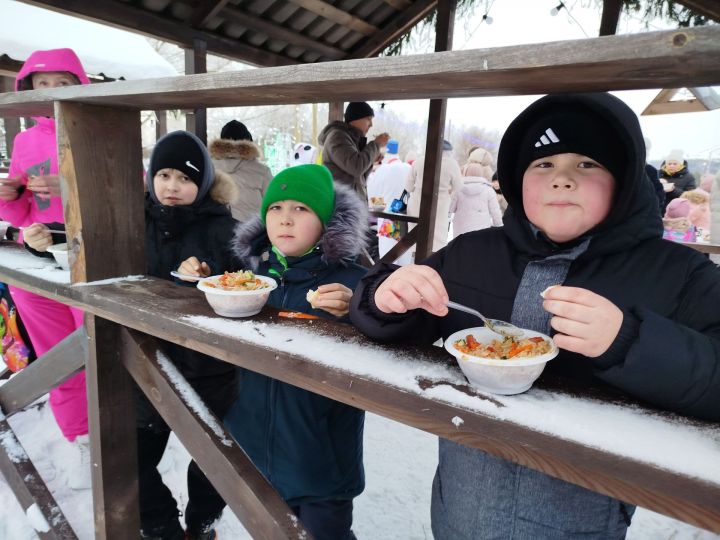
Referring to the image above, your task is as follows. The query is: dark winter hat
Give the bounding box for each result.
[146,130,215,205]
[344,102,374,123]
[515,105,627,187]
[220,120,253,141]
[261,164,335,226]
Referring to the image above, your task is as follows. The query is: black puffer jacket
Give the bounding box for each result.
[660,160,697,201]
[138,169,240,427]
[351,93,720,422]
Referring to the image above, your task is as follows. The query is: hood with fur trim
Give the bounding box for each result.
[144,168,238,206]
[231,183,367,270]
[209,138,262,161]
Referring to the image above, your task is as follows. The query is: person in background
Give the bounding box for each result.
[318,101,390,202]
[0,48,91,490]
[642,137,665,213]
[225,164,367,540]
[350,92,720,539]
[660,148,696,205]
[406,139,463,253]
[209,119,272,223]
[450,162,502,236]
[662,198,695,242]
[140,131,239,540]
[681,189,711,236]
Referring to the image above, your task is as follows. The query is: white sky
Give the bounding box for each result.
[382,0,720,162]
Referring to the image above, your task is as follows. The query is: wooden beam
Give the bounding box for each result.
[0,417,77,539]
[18,0,297,67]
[381,0,412,9]
[155,110,167,140]
[185,39,208,144]
[0,76,20,158]
[0,328,87,416]
[220,4,346,60]
[677,0,720,21]
[599,0,622,36]
[349,0,436,58]
[85,317,140,539]
[189,0,230,27]
[120,329,311,539]
[0,54,24,78]
[378,225,418,263]
[2,25,718,118]
[288,0,379,36]
[328,101,343,123]
[1,266,719,532]
[55,102,145,283]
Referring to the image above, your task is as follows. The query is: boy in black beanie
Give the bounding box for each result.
[350,93,720,539]
[141,130,240,540]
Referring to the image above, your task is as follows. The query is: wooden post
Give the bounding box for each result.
[56,102,146,538]
[0,76,20,160]
[599,0,623,36]
[415,0,455,261]
[185,39,208,144]
[328,101,343,123]
[155,110,167,141]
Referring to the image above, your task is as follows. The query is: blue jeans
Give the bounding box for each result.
[431,439,635,539]
[291,499,356,540]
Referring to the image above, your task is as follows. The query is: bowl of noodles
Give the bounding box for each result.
[444,327,559,395]
[197,271,277,317]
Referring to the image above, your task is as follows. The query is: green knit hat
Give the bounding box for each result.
[261,164,336,225]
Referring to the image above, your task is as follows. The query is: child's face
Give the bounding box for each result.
[522,153,615,243]
[31,71,77,89]
[153,168,198,206]
[265,200,323,257]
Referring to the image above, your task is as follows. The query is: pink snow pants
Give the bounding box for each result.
[9,286,88,442]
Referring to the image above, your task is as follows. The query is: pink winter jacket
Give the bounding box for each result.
[450,176,503,236]
[0,48,89,230]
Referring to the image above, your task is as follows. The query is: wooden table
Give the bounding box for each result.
[2,243,720,533]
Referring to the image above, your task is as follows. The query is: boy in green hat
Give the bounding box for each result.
[223,164,368,539]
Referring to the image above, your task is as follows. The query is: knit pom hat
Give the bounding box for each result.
[344,102,374,123]
[664,198,691,219]
[261,164,335,225]
[221,120,253,141]
[665,149,684,163]
[515,104,627,184]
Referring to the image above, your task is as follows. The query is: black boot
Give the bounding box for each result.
[140,517,185,540]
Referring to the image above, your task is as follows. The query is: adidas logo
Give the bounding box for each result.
[534,128,560,147]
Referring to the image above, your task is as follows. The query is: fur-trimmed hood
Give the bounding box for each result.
[208,169,239,205]
[231,182,368,270]
[209,138,261,161]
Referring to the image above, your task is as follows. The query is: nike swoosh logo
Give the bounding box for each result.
[185,161,200,172]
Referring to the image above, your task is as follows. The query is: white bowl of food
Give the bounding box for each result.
[0,220,10,239]
[197,271,277,317]
[444,326,559,395]
[46,242,70,270]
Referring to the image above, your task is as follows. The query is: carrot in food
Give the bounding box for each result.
[507,344,533,358]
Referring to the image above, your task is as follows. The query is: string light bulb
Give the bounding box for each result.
[550,2,565,16]
[482,13,493,24]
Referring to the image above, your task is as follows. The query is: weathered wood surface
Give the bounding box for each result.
[1,26,720,117]
[0,327,86,416]
[0,417,77,539]
[679,241,720,255]
[1,252,719,532]
[121,329,311,539]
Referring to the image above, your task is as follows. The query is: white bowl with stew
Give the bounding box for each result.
[444,326,559,395]
[196,273,277,317]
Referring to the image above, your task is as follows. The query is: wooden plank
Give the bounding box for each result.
[1,25,719,117]
[380,0,411,9]
[55,102,145,283]
[328,101,343,123]
[19,0,297,68]
[185,39,208,144]
[0,416,77,539]
[288,0,378,36]
[679,241,720,254]
[85,317,140,539]
[0,76,21,157]
[677,0,720,21]
[155,110,167,140]
[0,265,718,532]
[378,224,417,263]
[369,210,419,223]
[189,0,231,27]
[220,4,347,60]
[120,329,311,539]
[0,328,87,416]
[349,0,437,58]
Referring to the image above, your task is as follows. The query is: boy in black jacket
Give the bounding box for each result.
[350,93,720,539]
[140,130,239,540]
[224,164,368,540]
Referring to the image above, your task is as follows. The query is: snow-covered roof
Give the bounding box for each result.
[0,0,177,81]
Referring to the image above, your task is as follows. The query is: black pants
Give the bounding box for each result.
[137,427,225,534]
[291,499,357,540]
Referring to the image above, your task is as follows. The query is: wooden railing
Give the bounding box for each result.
[1,24,720,538]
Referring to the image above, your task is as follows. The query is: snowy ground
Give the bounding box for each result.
[1,395,718,540]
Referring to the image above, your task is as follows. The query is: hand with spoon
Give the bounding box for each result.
[176,256,211,282]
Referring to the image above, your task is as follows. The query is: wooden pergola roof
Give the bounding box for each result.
[16,0,720,68]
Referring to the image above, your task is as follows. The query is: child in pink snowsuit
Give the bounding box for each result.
[0,49,90,481]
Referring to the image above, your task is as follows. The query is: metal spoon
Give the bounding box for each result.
[170,270,203,282]
[447,300,523,338]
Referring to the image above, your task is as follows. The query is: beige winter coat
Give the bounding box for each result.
[209,138,273,223]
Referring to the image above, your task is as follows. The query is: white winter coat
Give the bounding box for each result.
[406,151,463,252]
[450,176,503,236]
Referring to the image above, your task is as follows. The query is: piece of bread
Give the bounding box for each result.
[306,288,319,307]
